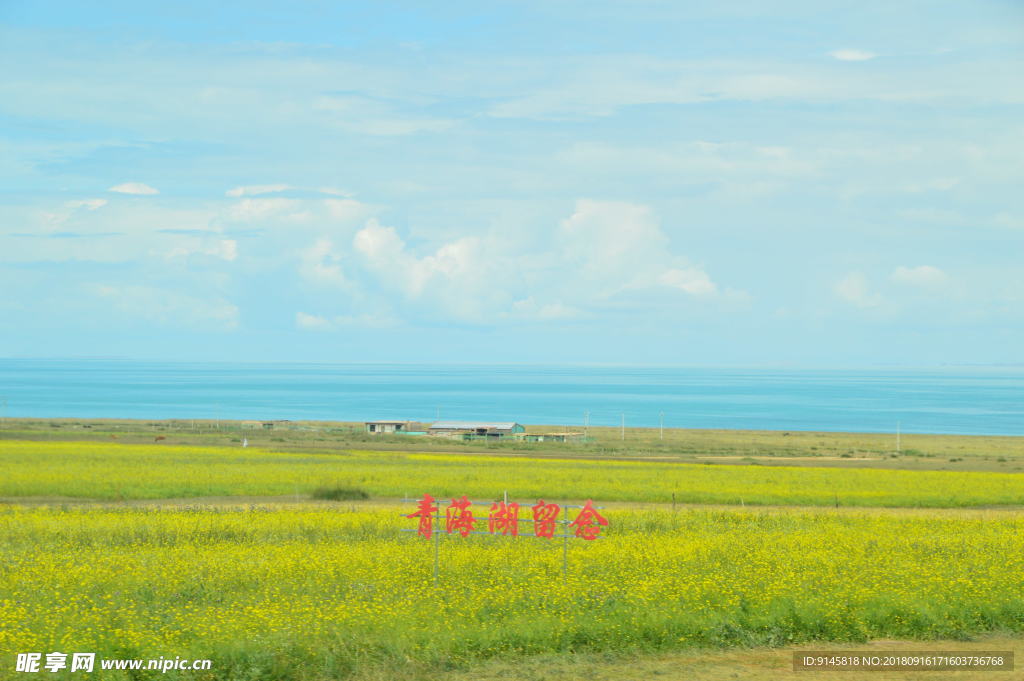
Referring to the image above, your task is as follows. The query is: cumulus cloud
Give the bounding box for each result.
[12,192,741,330]
[555,199,724,301]
[835,271,882,308]
[109,182,159,195]
[829,49,877,62]
[352,220,497,319]
[292,199,740,325]
[299,238,349,287]
[891,265,947,287]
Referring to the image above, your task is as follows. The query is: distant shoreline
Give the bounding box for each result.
[2,415,1022,440]
[2,361,1020,436]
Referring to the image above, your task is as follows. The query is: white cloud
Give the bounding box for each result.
[313,95,455,136]
[109,182,159,195]
[556,199,668,287]
[226,185,355,199]
[88,284,238,329]
[221,196,373,228]
[323,199,370,221]
[224,197,301,222]
[226,184,293,197]
[659,267,718,297]
[556,199,727,301]
[166,239,237,262]
[1,192,377,268]
[555,142,820,196]
[891,265,948,287]
[295,311,331,330]
[829,49,877,62]
[295,311,397,330]
[904,177,959,193]
[299,238,349,287]
[510,297,585,320]
[219,239,238,261]
[317,187,352,197]
[353,220,494,317]
[66,199,107,210]
[993,212,1024,230]
[835,271,882,308]
[334,200,737,323]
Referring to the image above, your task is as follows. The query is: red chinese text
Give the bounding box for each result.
[445,495,477,537]
[567,499,608,540]
[488,501,520,536]
[407,493,438,539]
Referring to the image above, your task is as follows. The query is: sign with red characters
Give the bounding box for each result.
[406,494,608,541]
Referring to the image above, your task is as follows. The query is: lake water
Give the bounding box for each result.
[0,360,1021,436]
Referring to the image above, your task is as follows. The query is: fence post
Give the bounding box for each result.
[433,506,440,585]
[562,504,569,580]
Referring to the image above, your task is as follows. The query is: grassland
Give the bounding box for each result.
[3,503,1024,680]
[5,440,1024,508]
[2,417,1022,473]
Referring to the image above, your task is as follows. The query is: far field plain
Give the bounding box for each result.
[2,417,1022,472]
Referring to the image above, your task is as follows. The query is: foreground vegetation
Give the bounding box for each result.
[4,440,1024,508]
[2,504,1024,680]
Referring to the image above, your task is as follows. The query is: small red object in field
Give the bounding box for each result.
[488,501,520,536]
[531,500,560,538]
[407,494,439,539]
[568,499,608,540]
[444,495,477,537]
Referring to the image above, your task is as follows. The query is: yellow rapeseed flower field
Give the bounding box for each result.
[4,440,1024,507]
[4,440,1024,679]
[2,504,1024,680]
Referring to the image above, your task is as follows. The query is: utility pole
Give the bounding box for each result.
[659,411,664,441]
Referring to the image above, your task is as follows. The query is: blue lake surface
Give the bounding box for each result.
[0,360,1021,436]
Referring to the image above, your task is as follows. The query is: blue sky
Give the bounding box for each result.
[1,1,1022,365]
